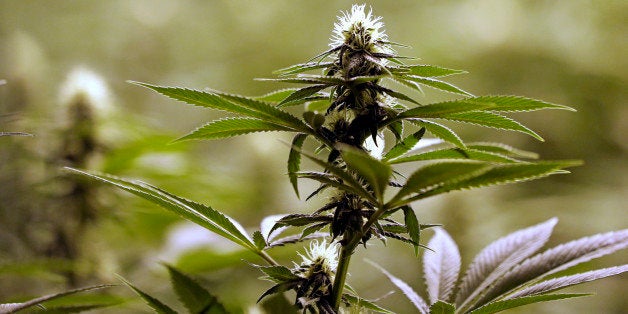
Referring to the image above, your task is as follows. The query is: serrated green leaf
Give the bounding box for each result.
[466,96,575,112]
[390,162,492,205]
[410,119,465,149]
[411,161,583,202]
[118,276,178,314]
[257,281,301,303]
[468,293,589,314]
[288,134,308,198]
[301,223,328,239]
[279,84,329,106]
[65,168,258,252]
[350,75,388,84]
[274,62,334,76]
[467,142,539,159]
[253,231,267,250]
[338,144,392,203]
[254,89,299,102]
[256,265,300,283]
[389,148,517,164]
[165,264,228,314]
[343,294,394,313]
[297,171,375,203]
[404,65,467,77]
[257,76,344,85]
[397,102,494,119]
[429,301,455,314]
[403,206,421,256]
[298,150,378,204]
[130,82,309,132]
[381,87,420,105]
[404,76,472,96]
[0,285,113,314]
[442,111,544,141]
[383,128,426,161]
[177,118,293,141]
[393,77,424,93]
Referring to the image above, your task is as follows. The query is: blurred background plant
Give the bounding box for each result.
[0,1,625,313]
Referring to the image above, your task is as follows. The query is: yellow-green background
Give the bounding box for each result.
[1,1,626,313]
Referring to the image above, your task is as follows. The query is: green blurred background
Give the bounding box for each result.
[1,0,626,313]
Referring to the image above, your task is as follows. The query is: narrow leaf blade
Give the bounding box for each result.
[165,264,228,314]
[177,118,293,141]
[469,293,590,314]
[424,228,461,304]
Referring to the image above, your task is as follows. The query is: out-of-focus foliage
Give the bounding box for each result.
[0,1,626,313]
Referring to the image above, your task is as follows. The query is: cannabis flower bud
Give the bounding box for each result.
[330,4,391,54]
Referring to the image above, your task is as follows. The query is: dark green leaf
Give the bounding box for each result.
[338,144,392,203]
[343,294,394,313]
[65,168,258,252]
[403,76,472,96]
[279,84,329,106]
[301,223,328,239]
[381,87,420,105]
[391,162,492,204]
[464,96,575,112]
[467,142,539,159]
[256,265,300,283]
[176,118,293,141]
[297,171,374,203]
[404,65,467,77]
[397,102,494,119]
[429,301,455,314]
[274,62,334,76]
[441,111,543,141]
[257,281,300,303]
[118,276,178,314]
[288,134,308,198]
[253,231,267,250]
[410,119,465,149]
[383,128,426,161]
[165,264,228,314]
[272,213,333,230]
[386,120,404,142]
[254,89,299,102]
[413,161,582,202]
[389,148,517,164]
[468,294,590,314]
[257,76,344,85]
[403,206,421,255]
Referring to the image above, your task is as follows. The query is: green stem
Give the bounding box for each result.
[331,242,354,311]
[259,250,279,266]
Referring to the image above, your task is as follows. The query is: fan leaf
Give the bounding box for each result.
[383,128,426,161]
[118,276,177,314]
[424,228,461,305]
[165,264,228,314]
[176,118,293,141]
[368,261,429,314]
[468,293,590,314]
[441,111,543,141]
[288,133,308,198]
[338,144,392,203]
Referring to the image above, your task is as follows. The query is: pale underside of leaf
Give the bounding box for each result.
[423,228,461,305]
[455,218,558,311]
[468,293,590,314]
[368,260,429,314]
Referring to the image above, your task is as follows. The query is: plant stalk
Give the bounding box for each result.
[331,242,354,311]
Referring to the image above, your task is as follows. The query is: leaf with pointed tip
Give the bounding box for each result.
[413,161,582,203]
[254,88,298,102]
[300,223,328,239]
[274,61,334,76]
[288,133,308,198]
[468,96,575,112]
[390,162,491,204]
[350,75,388,84]
[440,111,543,141]
[118,276,178,314]
[469,293,590,314]
[165,264,228,314]
[299,150,378,204]
[0,132,32,137]
[297,171,375,204]
[410,119,465,149]
[268,232,327,248]
[343,294,394,314]
[389,148,517,164]
[403,206,421,255]
[381,88,420,105]
[402,65,467,77]
[257,281,301,303]
[482,229,628,304]
[403,76,472,96]
[253,231,267,250]
[428,301,455,314]
[424,228,461,305]
[368,261,429,314]
[506,265,628,299]
[177,118,293,141]
[257,76,344,85]
[279,84,329,106]
[0,285,113,314]
[130,82,309,132]
[338,144,392,203]
[65,168,257,252]
[398,103,494,120]
[256,265,300,283]
[383,128,426,161]
[455,219,558,312]
[467,142,539,159]
[260,214,288,243]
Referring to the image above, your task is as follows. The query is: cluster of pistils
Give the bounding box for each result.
[330,4,392,54]
[292,240,340,311]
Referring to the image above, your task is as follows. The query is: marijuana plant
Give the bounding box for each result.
[66,4,626,313]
